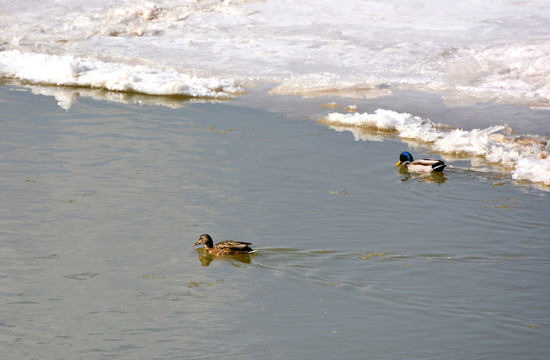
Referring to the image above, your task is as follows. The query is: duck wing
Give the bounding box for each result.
[407,158,446,172]
[413,158,442,166]
[215,240,253,250]
[423,158,446,172]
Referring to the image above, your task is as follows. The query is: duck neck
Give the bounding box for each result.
[204,239,214,249]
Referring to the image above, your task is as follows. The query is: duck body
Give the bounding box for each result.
[193,234,256,256]
[396,151,446,172]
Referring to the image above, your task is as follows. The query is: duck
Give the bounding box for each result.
[395,151,446,172]
[193,234,256,256]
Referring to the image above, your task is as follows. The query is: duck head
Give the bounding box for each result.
[194,234,214,248]
[396,151,413,166]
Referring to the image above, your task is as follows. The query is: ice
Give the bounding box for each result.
[513,157,550,185]
[1,0,549,106]
[0,50,240,98]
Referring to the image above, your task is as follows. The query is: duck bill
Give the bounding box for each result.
[395,161,402,166]
[193,242,200,247]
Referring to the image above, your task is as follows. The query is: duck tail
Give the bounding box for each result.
[431,161,446,172]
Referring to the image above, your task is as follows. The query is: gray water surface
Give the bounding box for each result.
[1,85,549,359]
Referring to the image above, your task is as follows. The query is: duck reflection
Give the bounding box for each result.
[398,168,447,184]
[195,249,254,267]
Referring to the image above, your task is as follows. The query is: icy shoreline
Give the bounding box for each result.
[322,109,550,187]
[1,0,549,107]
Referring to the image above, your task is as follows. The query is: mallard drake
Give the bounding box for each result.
[395,151,446,172]
[193,234,256,256]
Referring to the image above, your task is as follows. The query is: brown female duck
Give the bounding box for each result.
[193,234,256,256]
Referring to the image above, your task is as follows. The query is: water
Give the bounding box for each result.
[1,0,550,358]
[1,85,549,359]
